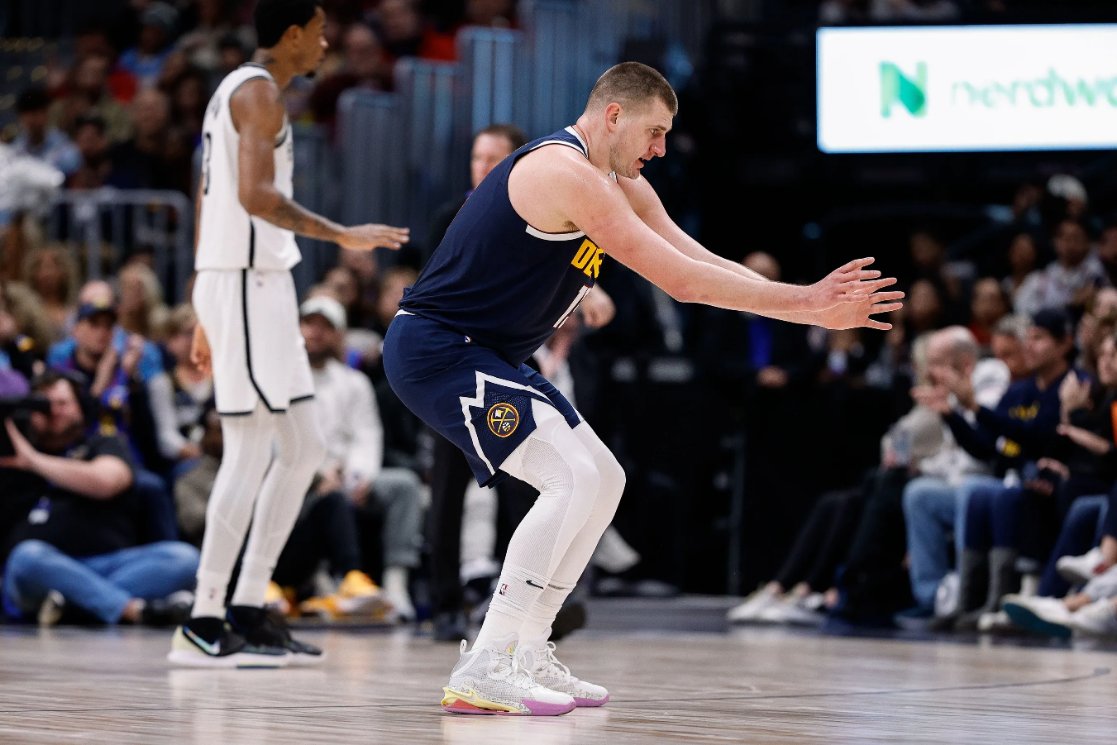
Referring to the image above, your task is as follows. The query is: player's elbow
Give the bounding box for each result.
[238,185,273,217]
[660,275,698,304]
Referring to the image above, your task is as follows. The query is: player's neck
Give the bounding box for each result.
[250,49,297,90]
[571,118,611,176]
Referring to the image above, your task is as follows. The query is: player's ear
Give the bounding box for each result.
[604,102,622,129]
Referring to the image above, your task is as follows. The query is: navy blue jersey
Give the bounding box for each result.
[400,126,604,364]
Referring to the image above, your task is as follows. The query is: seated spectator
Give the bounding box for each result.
[990,314,1030,382]
[371,0,457,64]
[1015,218,1109,318]
[162,304,211,459]
[49,53,133,145]
[889,326,1011,627]
[1002,232,1040,307]
[1075,287,1117,377]
[11,87,81,177]
[21,244,80,343]
[118,2,179,90]
[299,296,423,621]
[108,88,191,194]
[308,22,391,132]
[46,284,167,467]
[66,115,113,191]
[175,0,249,77]
[905,310,1074,628]
[117,262,170,342]
[1,371,198,626]
[967,277,1010,350]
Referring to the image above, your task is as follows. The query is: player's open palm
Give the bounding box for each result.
[338,224,411,251]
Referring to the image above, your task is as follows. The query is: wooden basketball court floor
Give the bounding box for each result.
[1,597,1114,744]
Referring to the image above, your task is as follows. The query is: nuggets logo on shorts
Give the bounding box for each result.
[487,402,520,438]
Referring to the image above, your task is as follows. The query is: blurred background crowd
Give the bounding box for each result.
[2,0,1117,641]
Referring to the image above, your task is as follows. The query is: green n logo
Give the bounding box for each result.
[880,62,927,117]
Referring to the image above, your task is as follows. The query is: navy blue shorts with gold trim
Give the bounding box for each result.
[383,312,581,486]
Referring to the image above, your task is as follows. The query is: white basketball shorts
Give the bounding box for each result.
[193,268,314,415]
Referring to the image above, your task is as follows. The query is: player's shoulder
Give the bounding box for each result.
[517,141,605,189]
[229,74,281,108]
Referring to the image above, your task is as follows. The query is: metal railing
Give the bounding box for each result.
[45,188,193,303]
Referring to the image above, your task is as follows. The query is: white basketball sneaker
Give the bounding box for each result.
[441,641,575,716]
[519,642,610,707]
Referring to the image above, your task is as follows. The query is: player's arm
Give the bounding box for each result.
[544,155,888,316]
[230,79,409,251]
[618,174,903,330]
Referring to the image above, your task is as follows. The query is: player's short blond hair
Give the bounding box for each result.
[585,62,678,116]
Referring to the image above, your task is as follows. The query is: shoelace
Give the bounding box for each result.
[458,640,537,690]
[536,642,576,684]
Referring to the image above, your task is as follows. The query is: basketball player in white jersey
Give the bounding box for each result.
[167,0,409,668]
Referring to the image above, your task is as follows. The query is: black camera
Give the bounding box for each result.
[0,395,51,457]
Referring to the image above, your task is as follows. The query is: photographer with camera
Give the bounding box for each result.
[1,370,198,626]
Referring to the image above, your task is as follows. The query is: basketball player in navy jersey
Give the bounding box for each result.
[385,62,903,715]
[167,0,408,668]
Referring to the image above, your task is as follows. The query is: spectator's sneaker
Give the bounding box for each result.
[168,617,289,668]
[37,590,65,627]
[227,605,325,666]
[1002,595,1073,639]
[141,591,194,627]
[726,585,780,624]
[519,642,609,707]
[1057,548,1107,585]
[1070,599,1117,637]
[432,611,469,642]
[264,581,293,616]
[336,570,393,616]
[550,600,587,641]
[976,610,1013,633]
[757,596,825,626]
[441,640,575,716]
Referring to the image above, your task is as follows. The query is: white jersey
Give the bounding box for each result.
[196,64,301,271]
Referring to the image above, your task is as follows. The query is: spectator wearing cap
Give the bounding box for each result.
[1015,218,1109,318]
[11,88,81,177]
[905,308,1079,627]
[298,296,423,621]
[45,281,188,482]
[119,2,180,90]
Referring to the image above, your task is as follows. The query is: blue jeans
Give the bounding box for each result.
[1037,495,1109,598]
[903,474,999,610]
[3,540,199,624]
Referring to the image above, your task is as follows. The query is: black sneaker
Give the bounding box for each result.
[141,592,194,627]
[432,611,468,642]
[228,605,325,666]
[167,616,289,668]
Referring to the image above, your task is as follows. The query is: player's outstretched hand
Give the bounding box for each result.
[338,224,410,251]
[815,289,905,331]
[809,257,899,312]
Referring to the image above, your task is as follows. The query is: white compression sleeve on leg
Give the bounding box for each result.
[192,405,275,619]
[472,400,600,651]
[518,420,626,645]
[231,399,327,608]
